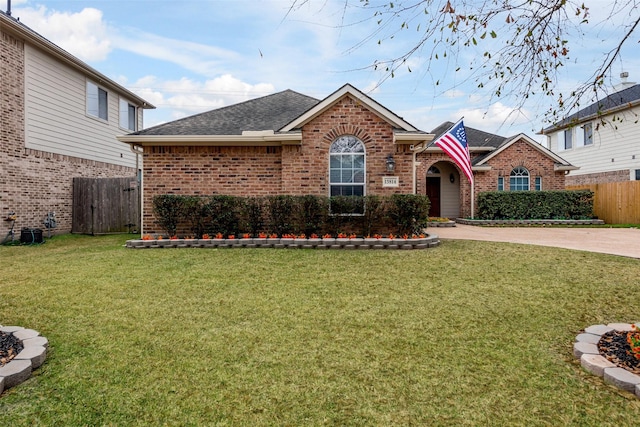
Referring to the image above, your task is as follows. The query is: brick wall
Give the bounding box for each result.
[141,145,283,232]
[1,27,135,236]
[565,169,630,185]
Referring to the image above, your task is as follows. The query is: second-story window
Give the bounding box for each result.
[119,99,137,131]
[563,129,573,150]
[583,122,593,146]
[87,81,108,121]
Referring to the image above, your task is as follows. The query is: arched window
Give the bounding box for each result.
[329,136,365,196]
[509,166,530,191]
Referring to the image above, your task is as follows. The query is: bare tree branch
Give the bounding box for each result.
[285,0,640,124]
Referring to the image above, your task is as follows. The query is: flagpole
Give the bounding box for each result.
[470,179,475,219]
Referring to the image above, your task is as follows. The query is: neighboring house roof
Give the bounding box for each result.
[541,84,640,133]
[0,11,154,109]
[473,133,578,171]
[119,84,433,146]
[430,121,508,149]
[131,89,320,136]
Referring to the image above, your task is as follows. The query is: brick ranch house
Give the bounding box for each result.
[117,84,577,234]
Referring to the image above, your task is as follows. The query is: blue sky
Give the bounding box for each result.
[8,0,639,139]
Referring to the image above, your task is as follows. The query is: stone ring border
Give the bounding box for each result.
[0,326,48,396]
[573,322,640,399]
[126,235,440,250]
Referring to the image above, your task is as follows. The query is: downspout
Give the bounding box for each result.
[129,143,144,235]
[412,148,417,194]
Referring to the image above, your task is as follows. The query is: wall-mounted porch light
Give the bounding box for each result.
[386,154,395,172]
[449,173,455,183]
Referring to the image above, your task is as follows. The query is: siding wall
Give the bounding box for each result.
[548,105,640,181]
[24,45,139,168]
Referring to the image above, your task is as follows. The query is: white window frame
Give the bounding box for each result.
[119,98,137,131]
[329,135,366,198]
[497,176,504,191]
[86,81,108,121]
[535,176,542,191]
[509,167,530,191]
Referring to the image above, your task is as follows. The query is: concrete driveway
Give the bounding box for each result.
[433,224,640,259]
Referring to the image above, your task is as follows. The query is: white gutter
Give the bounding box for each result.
[555,165,580,172]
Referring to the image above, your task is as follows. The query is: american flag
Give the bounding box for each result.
[433,119,474,185]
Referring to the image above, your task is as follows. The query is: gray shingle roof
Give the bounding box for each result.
[133,90,320,136]
[542,84,640,132]
[431,122,507,148]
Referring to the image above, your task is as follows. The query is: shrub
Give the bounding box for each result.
[152,195,187,236]
[241,196,265,237]
[204,195,241,236]
[297,195,329,236]
[359,195,386,237]
[266,195,297,236]
[151,193,434,237]
[181,196,208,238]
[476,190,594,220]
[387,194,431,235]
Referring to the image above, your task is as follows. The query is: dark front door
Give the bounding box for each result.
[426,177,441,217]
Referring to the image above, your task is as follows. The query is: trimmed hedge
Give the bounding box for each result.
[151,194,430,237]
[476,190,595,220]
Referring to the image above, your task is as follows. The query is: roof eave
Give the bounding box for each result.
[394,132,434,146]
[555,165,580,172]
[116,133,303,146]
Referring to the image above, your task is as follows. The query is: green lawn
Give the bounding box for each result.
[1,235,640,425]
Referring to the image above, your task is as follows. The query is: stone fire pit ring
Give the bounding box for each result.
[0,326,48,396]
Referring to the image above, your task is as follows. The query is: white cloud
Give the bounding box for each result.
[14,6,112,61]
[129,75,276,128]
[109,28,241,77]
[456,102,535,135]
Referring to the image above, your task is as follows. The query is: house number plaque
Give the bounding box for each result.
[382,176,399,187]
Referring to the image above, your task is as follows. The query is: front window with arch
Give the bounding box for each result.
[329,136,365,196]
[509,166,530,191]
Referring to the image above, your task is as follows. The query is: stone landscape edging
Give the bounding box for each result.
[126,235,441,250]
[456,218,605,226]
[426,221,456,227]
[0,326,48,397]
[573,322,640,399]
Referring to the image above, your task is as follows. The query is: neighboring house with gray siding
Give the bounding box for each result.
[541,80,640,185]
[1,10,154,234]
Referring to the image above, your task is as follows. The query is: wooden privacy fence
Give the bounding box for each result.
[567,181,640,224]
[72,177,140,234]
